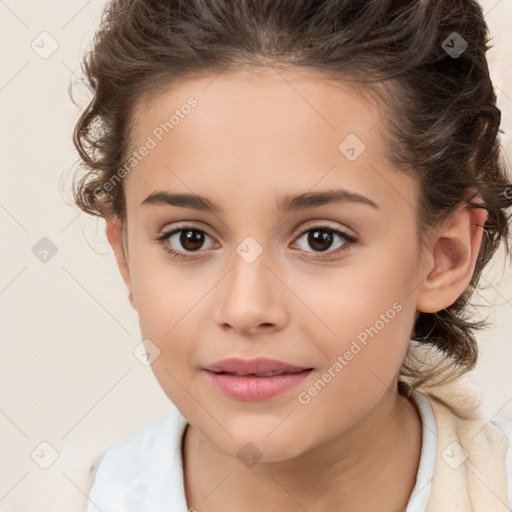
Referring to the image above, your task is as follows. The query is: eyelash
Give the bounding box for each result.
[154,224,358,261]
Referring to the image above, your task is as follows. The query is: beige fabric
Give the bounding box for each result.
[415,379,510,512]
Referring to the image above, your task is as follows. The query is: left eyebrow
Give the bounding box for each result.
[275,189,380,214]
[140,188,380,214]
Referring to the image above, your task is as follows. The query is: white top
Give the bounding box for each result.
[88,390,512,512]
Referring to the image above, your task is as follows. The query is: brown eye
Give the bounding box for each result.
[294,226,357,258]
[156,226,216,259]
[307,229,335,252]
[179,229,206,251]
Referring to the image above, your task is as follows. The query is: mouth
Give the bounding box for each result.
[202,357,312,375]
[201,358,314,401]
[208,368,311,377]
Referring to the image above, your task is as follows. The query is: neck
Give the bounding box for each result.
[183,386,422,512]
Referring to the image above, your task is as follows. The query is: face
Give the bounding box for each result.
[114,67,429,461]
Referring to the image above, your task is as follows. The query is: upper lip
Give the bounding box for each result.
[202,357,312,374]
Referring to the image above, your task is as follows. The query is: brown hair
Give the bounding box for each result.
[68,0,512,391]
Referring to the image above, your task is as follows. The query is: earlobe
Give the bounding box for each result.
[416,198,488,314]
[105,217,136,310]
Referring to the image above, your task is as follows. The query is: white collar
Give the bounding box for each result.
[89,390,438,512]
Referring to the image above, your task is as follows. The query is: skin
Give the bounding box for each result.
[105,66,488,511]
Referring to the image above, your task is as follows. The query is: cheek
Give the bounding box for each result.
[129,250,202,336]
[298,260,413,345]
[130,266,204,408]
[129,262,206,388]
[293,294,413,443]
[293,248,418,390]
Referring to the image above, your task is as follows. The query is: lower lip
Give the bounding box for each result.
[203,369,313,401]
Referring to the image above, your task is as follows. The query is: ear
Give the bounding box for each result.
[105,217,136,310]
[416,196,488,314]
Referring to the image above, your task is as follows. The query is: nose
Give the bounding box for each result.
[213,253,289,336]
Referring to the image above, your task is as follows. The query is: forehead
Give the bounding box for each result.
[129,66,384,153]
[124,66,417,218]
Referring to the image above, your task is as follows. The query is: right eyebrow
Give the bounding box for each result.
[140,191,222,214]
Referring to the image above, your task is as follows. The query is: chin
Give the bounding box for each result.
[212,426,311,465]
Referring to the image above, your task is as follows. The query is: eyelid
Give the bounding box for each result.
[293,220,356,239]
[155,220,358,260]
[157,221,216,240]
[156,220,354,243]
[156,223,217,247]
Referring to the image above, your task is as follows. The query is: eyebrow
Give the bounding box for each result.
[140,188,380,214]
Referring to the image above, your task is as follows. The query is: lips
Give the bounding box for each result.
[202,357,314,401]
[202,357,312,375]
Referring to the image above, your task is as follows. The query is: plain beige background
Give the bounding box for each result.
[1,0,511,510]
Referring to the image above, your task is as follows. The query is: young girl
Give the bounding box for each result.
[71,0,512,510]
